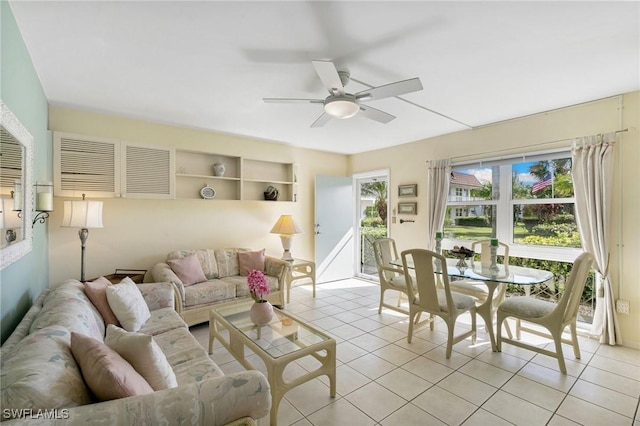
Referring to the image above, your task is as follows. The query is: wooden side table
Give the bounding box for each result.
[285,259,316,303]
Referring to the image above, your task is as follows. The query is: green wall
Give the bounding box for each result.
[1,1,51,343]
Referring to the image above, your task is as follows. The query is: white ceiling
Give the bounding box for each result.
[8,1,640,155]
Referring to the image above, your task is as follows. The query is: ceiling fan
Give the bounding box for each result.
[263,60,423,128]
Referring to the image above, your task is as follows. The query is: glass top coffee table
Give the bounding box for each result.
[209,302,336,425]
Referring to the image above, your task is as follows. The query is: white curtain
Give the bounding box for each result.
[426,159,451,250]
[571,132,621,345]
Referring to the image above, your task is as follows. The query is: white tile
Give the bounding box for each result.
[589,353,640,381]
[372,343,419,366]
[458,359,514,388]
[328,323,366,340]
[402,355,455,384]
[501,375,566,411]
[556,395,633,425]
[481,390,553,426]
[305,398,376,426]
[283,378,335,416]
[376,367,433,400]
[462,408,513,426]
[336,341,369,364]
[475,348,528,373]
[545,414,581,426]
[275,397,305,426]
[580,366,640,398]
[517,362,577,393]
[309,316,344,331]
[423,346,474,370]
[596,344,640,366]
[318,363,371,396]
[529,351,587,377]
[569,378,638,418]
[438,371,498,406]
[412,386,478,425]
[188,279,640,426]
[393,335,439,355]
[368,325,408,343]
[345,382,406,422]
[349,333,390,352]
[351,317,386,332]
[380,403,446,426]
[346,353,397,380]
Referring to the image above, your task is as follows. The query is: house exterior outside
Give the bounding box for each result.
[448,171,484,221]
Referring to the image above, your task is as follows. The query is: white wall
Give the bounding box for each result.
[47,106,348,285]
[349,93,640,349]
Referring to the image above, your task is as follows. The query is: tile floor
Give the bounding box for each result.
[191,278,640,426]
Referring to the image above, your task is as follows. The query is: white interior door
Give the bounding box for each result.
[314,175,354,283]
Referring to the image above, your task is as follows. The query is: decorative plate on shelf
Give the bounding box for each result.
[200,185,216,199]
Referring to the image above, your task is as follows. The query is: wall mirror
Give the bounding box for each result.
[0,101,33,270]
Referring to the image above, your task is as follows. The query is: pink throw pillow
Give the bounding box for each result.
[238,249,266,276]
[70,332,154,401]
[85,277,121,326]
[167,253,207,286]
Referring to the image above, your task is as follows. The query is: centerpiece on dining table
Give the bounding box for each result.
[247,269,273,326]
[451,245,475,270]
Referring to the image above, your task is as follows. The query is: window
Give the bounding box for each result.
[445,151,580,261]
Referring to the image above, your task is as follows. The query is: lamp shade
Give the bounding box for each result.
[61,200,104,228]
[270,215,302,235]
[324,97,359,119]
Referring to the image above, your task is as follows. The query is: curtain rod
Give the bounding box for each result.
[450,128,628,162]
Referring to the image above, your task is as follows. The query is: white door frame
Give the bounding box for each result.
[353,169,390,280]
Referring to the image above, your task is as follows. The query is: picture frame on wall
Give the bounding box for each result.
[398,184,417,197]
[398,202,417,215]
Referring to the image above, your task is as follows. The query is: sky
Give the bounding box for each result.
[461,161,538,186]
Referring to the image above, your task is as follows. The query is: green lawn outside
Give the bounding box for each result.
[444,224,528,240]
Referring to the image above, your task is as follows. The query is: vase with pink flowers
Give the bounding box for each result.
[247,269,273,326]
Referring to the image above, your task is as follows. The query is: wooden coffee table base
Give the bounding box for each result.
[209,307,336,425]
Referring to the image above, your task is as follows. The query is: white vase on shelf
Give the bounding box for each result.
[213,163,226,177]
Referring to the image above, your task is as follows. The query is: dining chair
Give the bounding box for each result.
[449,240,514,347]
[373,238,410,315]
[401,249,477,358]
[496,251,594,373]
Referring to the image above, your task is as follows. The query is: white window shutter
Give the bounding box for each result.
[122,144,174,199]
[54,133,120,197]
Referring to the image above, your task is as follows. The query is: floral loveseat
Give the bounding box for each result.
[152,248,287,326]
[0,279,271,425]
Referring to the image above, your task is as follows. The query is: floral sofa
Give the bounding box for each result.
[152,248,287,326]
[0,279,271,425]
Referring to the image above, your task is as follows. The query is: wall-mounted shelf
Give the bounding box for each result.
[176,150,297,202]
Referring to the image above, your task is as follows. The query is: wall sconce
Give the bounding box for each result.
[33,182,53,226]
[1,198,22,244]
[10,181,54,227]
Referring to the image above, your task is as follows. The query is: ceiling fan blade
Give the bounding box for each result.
[312,60,344,95]
[358,105,395,124]
[355,77,423,101]
[311,112,333,128]
[263,98,324,104]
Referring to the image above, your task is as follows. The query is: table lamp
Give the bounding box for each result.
[61,196,103,281]
[270,215,302,260]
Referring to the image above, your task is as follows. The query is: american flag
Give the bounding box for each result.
[532,173,552,193]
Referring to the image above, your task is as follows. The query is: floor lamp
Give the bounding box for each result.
[61,196,103,282]
[270,215,302,261]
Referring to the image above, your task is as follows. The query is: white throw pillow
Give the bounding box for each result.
[104,324,178,391]
[106,277,151,332]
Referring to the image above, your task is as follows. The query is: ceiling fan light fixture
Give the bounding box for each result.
[323,95,359,119]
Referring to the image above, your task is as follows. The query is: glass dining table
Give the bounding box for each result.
[391,257,554,351]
